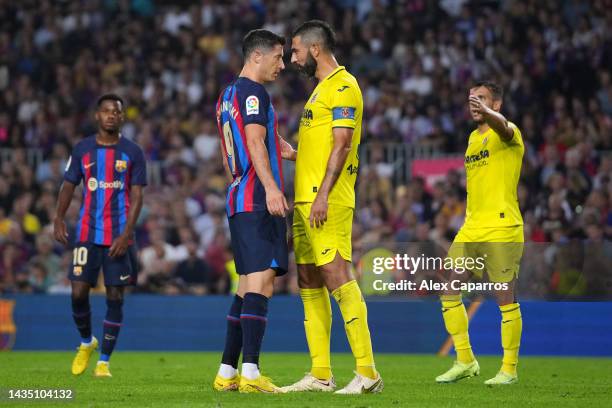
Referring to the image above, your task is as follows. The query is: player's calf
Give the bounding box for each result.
[98,293,124,367]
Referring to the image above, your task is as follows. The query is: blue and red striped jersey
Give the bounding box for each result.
[216,77,283,217]
[63,135,147,245]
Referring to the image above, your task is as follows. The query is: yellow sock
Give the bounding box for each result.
[441,295,475,364]
[331,280,376,379]
[300,287,332,380]
[500,303,522,376]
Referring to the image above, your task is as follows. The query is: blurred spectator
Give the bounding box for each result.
[173,241,213,295]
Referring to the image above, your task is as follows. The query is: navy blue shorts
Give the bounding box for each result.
[68,243,138,287]
[228,211,288,276]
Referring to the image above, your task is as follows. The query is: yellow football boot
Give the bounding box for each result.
[71,337,98,375]
[239,375,283,393]
[213,373,240,391]
[94,361,112,377]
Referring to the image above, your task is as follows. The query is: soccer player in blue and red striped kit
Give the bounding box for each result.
[213,29,296,393]
[53,94,147,377]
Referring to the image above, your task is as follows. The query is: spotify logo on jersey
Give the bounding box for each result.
[87,178,124,191]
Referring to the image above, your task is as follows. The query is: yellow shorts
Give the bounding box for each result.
[293,202,353,266]
[447,226,524,283]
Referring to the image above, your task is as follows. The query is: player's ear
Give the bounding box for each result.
[94,110,100,122]
[310,43,320,58]
[493,99,502,112]
[253,49,263,64]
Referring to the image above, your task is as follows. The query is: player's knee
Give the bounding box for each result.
[71,280,91,300]
[106,287,124,303]
[297,266,323,288]
[71,288,89,304]
[495,291,515,306]
[320,263,352,291]
[243,271,275,297]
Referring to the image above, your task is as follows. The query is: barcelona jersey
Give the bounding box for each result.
[64,135,147,245]
[216,77,283,217]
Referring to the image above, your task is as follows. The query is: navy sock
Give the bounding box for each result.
[71,297,92,342]
[101,299,123,361]
[221,295,243,368]
[241,292,268,366]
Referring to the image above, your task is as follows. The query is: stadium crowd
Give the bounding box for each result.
[0,0,610,298]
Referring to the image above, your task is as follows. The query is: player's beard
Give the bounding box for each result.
[296,51,317,78]
[471,112,485,124]
[473,116,485,125]
[101,124,120,134]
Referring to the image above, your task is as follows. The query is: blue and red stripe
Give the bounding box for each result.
[117,152,129,235]
[103,148,115,245]
[94,149,106,243]
[226,315,241,323]
[78,152,93,243]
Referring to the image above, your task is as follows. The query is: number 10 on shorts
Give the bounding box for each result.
[73,247,88,266]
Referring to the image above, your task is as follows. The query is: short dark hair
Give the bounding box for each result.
[97,93,124,109]
[242,29,285,58]
[292,20,336,52]
[472,80,503,101]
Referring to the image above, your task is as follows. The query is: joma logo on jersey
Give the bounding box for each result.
[302,109,313,120]
[465,149,490,164]
[87,178,125,191]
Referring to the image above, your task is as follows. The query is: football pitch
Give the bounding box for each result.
[1,352,610,407]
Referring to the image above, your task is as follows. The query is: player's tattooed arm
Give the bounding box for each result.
[53,181,77,245]
[468,95,514,142]
[310,127,352,228]
[109,185,144,257]
[279,136,297,161]
[245,123,288,217]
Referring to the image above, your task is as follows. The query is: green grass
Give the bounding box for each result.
[0,352,610,407]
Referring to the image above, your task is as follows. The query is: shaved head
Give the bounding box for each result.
[292,20,336,52]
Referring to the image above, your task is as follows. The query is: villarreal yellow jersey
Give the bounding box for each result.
[294,66,362,208]
[463,122,524,229]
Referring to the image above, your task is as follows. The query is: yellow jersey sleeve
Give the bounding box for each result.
[506,122,523,147]
[330,83,359,129]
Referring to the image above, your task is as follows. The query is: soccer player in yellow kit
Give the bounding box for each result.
[282,20,383,394]
[436,81,524,385]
